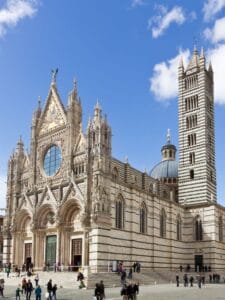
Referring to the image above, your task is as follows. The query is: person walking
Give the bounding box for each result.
[190,275,194,287]
[176,274,179,287]
[16,284,22,300]
[47,279,53,300]
[0,279,4,297]
[52,284,57,300]
[35,274,39,287]
[22,278,27,294]
[26,279,33,300]
[99,280,105,299]
[35,285,42,300]
[94,283,102,300]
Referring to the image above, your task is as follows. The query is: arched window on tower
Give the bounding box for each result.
[176,215,182,241]
[140,202,147,234]
[160,208,166,238]
[194,216,203,241]
[219,216,223,242]
[115,195,125,229]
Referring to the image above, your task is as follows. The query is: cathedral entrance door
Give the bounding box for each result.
[24,243,32,271]
[71,238,82,271]
[195,255,203,272]
[45,235,57,268]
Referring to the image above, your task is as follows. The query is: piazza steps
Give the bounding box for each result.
[86,270,212,288]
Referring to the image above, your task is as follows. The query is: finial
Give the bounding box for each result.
[95,99,101,109]
[125,156,129,164]
[200,47,204,57]
[51,68,58,84]
[167,129,171,144]
[73,78,77,90]
[37,96,41,109]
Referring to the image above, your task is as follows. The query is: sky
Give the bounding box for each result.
[1,0,225,207]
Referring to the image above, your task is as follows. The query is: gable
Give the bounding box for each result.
[39,86,66,135]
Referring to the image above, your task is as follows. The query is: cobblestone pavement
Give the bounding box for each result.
[1,272,225,299]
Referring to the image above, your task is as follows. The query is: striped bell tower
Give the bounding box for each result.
[178,47,217,205]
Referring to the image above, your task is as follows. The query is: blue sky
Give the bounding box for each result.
[1,0,225,207]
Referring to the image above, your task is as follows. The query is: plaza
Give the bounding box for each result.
[1,271,225,299]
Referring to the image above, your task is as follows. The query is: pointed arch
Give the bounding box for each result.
[194,215,203,241]
[160,208,166,238]
[219,215,223,242]
[112,166,119,182]
[140,202,147,234]
[115,194,125,229]
[176,214,182,241]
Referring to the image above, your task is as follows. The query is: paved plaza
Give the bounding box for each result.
[0,272,225,299]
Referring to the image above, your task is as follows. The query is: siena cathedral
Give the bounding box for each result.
[3,48,225,274]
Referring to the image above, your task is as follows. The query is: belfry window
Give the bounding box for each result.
[140,202,147,234]
[115,195,124,229]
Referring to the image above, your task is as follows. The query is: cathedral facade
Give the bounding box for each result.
[3,48,225,273]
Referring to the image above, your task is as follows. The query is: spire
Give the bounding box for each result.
[167,128,171,144]
[94,99,102,120]
[200,47,205,57]
[179,56,184,68]
[16,136,24,156]
[186,47,199,72]
[208,61,213,72]
[68,78,79,105]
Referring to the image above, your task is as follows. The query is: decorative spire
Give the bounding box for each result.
[125,156,129,164]
[200,47,204,57]
[179,56,184,68]
[94,99,102,119]
[208,61,213,72]
[167,128,171,144]
[37,96,41,108]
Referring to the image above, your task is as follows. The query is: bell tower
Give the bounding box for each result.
[178,48,216,205]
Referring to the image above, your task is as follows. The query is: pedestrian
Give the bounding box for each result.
[47,279,53,300]
[190,276,194,287]
[35,285,42,300]
[128,267,133,279]
[6,266,10,278]
[0,279,4,297]
[22,278,27,294]
[183,273,188,287]
[99,280,105,299]
[16,284,22,300]
[94,283,102,300]
[120,283,128,300]
[197,275,201,288]
[176,274,179,287]
[52,284,57,300]
[35,274,39,286]
[133,282,139,300]
[26,279,33,300]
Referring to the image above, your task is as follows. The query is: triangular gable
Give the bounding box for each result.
[38,85,67,135]
[74,133,87,153]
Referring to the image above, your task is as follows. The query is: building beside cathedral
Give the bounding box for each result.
[3,48,225,274]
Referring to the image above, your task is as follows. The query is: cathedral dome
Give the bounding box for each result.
[150,159,178,179]
[150,129,178,181]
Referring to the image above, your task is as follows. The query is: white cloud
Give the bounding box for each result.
[0,175,7,209]
[204,16,225,43]
[150,49,190,102]
[131,0,145,8]
[149,5,186,38]
[0,0,38,38]
[203,0,225,21]
[208,43,225,104]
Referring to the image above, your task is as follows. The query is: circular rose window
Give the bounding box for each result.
[43,145,62,176]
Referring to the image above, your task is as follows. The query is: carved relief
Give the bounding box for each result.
[40,96,65,134]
